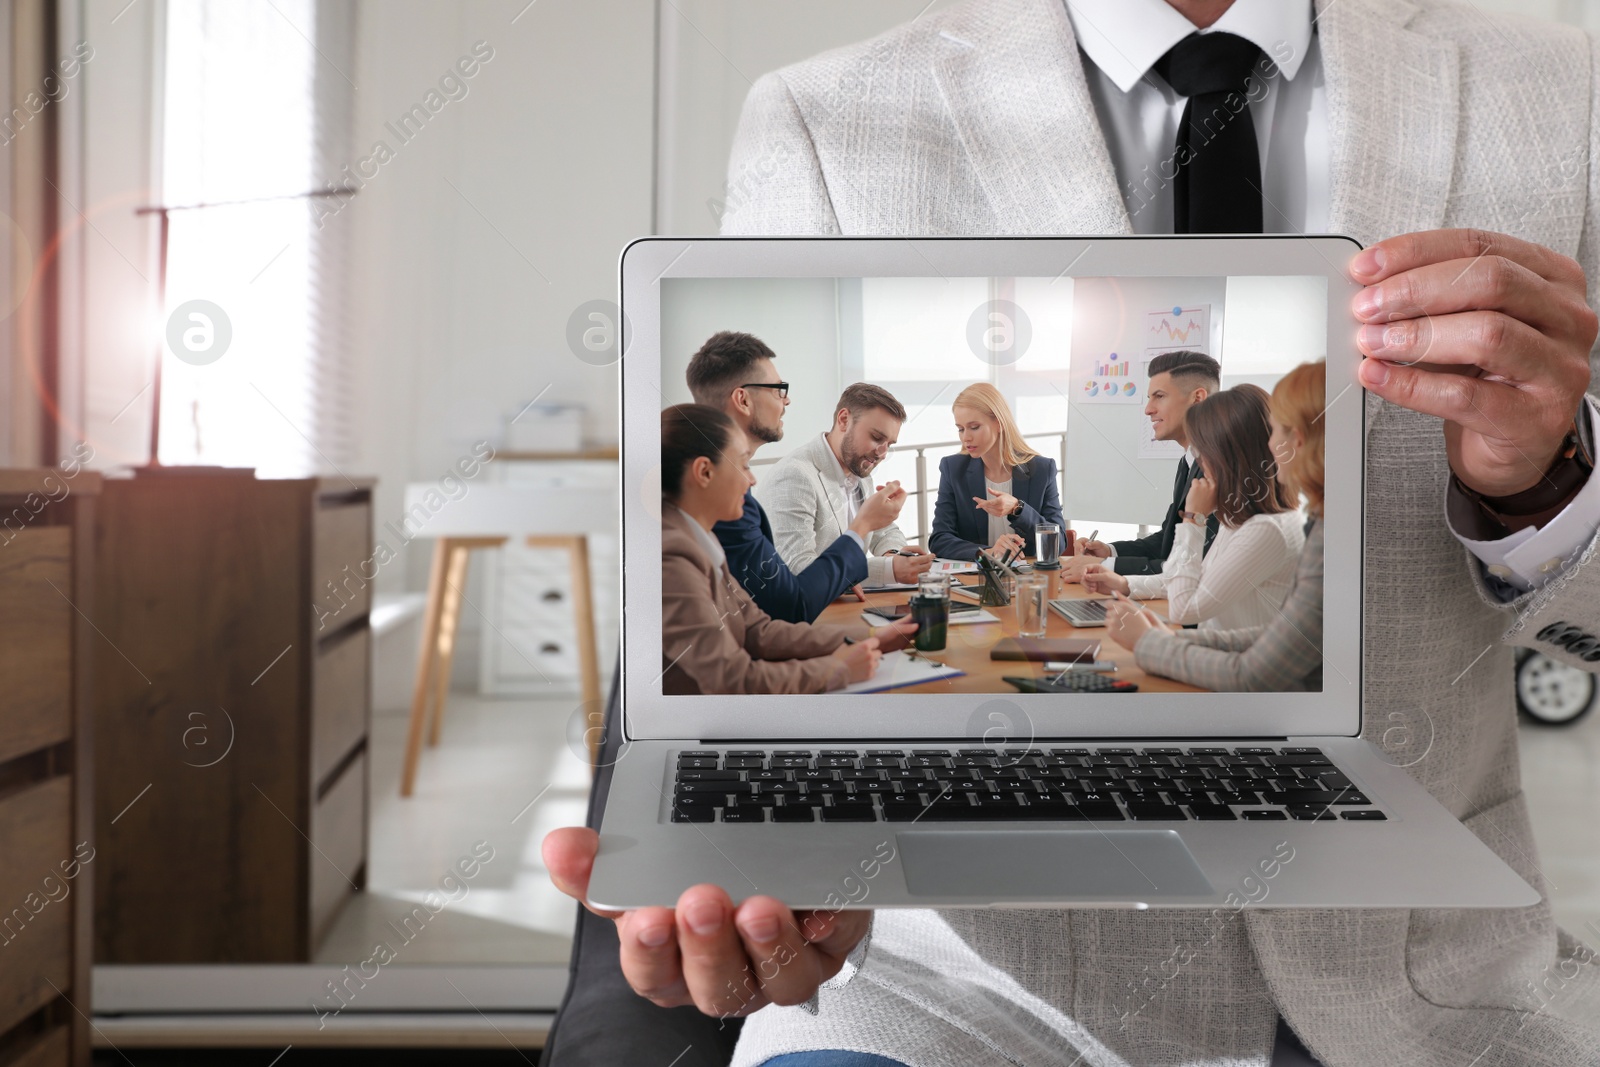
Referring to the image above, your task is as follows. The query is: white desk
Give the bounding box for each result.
[399,468,619,796]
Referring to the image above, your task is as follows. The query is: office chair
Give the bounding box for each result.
[540,664,743,1066]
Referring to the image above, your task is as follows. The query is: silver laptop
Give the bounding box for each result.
[587,236,1537,911]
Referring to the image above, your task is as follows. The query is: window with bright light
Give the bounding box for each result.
[157,0,352,474]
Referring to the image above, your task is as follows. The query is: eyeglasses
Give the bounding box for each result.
[740,382,790,399]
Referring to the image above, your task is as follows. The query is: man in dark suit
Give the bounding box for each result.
[1064,349,1221,579]
[685,331,905,623]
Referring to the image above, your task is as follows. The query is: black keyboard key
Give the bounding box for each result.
[679,750,719,759]
[725,749,765,757]
[748,769,787,782]
[675,769,740,781]
[1070,801,1125,821]
[1312,772,1355,790]
[865,749,906,757]
[1187,802,1238,820]
[1282,747,1324,755]
[756,782,802,796]
[863,757,904,769]
[1126,801,1186,820]
[1340,810,1388,821]
[853,779,899,794]
[772,749,813,757]
[720,805,766,823]
[1188,747,1229,755]
[676,756,719,770]
[1141,747,1183,755]
[821,799,878,822]
[842,770,884,781]
[817,757,858,769]
[1277,790,1370,806]
[803,781,849,795]
[1288,805,1339,821]
[671,802,715,823]
[770,803,816,822]
[1240,809,1288,820]
[819,749,859,757]
[794,769,833,781]
[676,780,752,796]
[1265,754,1332,768]
[1234,747,1276,755]
[772,756,812,770]
[722,757,764,770]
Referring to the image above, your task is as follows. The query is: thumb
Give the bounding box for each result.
[987,488,1003,497]
[863,637,881,650]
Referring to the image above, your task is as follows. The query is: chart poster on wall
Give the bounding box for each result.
[1146,305,1210,349]
[1079,352,1141,404]
[1138,305,1216,459]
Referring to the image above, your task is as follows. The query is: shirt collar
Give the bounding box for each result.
[673,504,726,570]
[1063,0,1313,94]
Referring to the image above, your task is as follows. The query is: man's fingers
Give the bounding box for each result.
[1353,308,1578,382]
[1357,358,1537,445]
[541,828,625,920]
[796,907,872,968]
[1351,228,1587,289]
[733,898,827,1007]
[1353,254,1594,342]
[617,906,690,1007]
[675,886,767,1017]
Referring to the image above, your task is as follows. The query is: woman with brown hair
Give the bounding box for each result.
[929,382,1064,561]
[1084,383,1305,630]
[1104,361,1328,692]
[658,404,914,695]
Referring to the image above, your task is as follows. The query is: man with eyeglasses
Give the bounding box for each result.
[685,331,909,623]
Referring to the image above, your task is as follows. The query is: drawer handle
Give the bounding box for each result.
[541,591,564,603]
[540,642,562,654]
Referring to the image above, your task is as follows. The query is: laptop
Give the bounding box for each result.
[587,236,1538,911]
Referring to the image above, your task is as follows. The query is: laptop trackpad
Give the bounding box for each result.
[897,830,1213,900]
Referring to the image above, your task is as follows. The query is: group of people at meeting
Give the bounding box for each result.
[660,330,1326,696]
[1060,349,1326,692]
[660,330,1066,695]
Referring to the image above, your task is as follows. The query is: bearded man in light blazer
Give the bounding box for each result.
[545,0,1600,1064]
[760,383,935,588]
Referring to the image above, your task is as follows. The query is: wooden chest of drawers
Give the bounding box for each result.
[92,473,374,962]
[0,469,100,1067]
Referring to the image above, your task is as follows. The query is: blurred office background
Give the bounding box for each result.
[0,0,1597,1060]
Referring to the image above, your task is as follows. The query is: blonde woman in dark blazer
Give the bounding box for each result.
[659,404,914,695]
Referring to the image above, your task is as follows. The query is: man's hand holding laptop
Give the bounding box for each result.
[544,828,871,1015]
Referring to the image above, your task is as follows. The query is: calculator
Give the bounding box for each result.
[1003,673,1140,694]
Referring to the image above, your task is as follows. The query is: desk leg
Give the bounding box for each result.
[428,543,473,747]
[402,538,451,797]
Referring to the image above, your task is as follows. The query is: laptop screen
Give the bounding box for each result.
[621,238,1363,741]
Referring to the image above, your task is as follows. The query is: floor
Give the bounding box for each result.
[314,691,592,966]
[1518,705,1600,942]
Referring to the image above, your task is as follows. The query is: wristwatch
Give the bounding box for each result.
[1180,510,1207,525]
[1450,415,1594,538]
[1009,500,1024,516]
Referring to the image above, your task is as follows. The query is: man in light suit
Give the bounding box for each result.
[547,1,1600,1064]
[760,383,935,587]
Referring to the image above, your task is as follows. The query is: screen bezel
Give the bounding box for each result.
[619,235,1364,741]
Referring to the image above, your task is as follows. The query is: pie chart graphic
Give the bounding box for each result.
[1084,381,1099,397]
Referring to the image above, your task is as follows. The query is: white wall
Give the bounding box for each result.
[345,0,655,597]
[659,277,843,463]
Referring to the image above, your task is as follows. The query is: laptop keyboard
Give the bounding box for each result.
[1049,598,1108,626]
[671,746,1386,824]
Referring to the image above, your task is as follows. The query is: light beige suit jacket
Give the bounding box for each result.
[759,432,910,586]
[661,505,861,695]
[720,1,1600,1064]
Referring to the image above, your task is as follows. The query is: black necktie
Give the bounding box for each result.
[1152,32,1265,233]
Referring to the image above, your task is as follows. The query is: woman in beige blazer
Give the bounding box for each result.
[660,404,913,695]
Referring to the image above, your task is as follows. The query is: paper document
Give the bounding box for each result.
[862,608,1001,627]
[929,559,980,575]
[839,649,965,693]
[858,580,920,592]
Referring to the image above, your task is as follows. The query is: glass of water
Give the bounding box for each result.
[1015,574,1049,637]
[1035,523,1062,566]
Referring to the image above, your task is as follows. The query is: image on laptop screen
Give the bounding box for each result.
[655,273,1327,698]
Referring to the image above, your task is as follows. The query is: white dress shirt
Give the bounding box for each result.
[1064,0,1600,592]
[1128,509,1305,630]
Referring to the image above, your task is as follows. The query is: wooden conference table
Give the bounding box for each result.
[815,567,1207,695]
